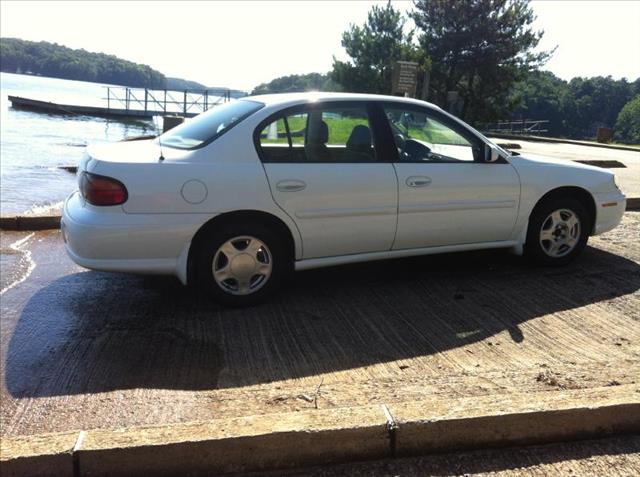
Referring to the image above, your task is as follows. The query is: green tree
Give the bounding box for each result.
[251,73,338,95]
[614,95,640,144]
[509,70,569,136]
[0,38,166,88]
[331,2,422,94]
[412,0,552,123]
[562,76,635,138]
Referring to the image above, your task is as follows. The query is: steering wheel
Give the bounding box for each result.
[402,138,433,162]
[394,132,405,151]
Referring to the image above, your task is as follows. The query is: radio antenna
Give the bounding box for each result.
[155,115,165,162]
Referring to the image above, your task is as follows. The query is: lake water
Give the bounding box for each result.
[0,72,158,214]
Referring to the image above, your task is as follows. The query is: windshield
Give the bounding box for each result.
[159,100,264,149]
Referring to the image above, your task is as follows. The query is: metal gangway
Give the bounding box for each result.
[104,87,234,118]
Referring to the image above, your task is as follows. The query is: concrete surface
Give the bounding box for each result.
[2,386,637,476]
[391,385,639,455]
[491,138,640,198]
[263,435,640,477]
[75,406,390,476]
[489,133,640,152]
[1,213,638,440]
[0,431,77,477]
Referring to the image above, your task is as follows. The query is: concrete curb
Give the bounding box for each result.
[2,385,639,476]
[0,215,61,231]
[627,198,640,210]
[2,201,639,232]
[486,133,640,152]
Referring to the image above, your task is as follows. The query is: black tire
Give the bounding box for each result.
[194,222,290,307]
[524,197,591,266]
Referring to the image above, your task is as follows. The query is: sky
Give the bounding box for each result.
[1,0,639,91]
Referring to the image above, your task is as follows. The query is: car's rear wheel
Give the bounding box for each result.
[195,223,289,306]
[524,197,590,266]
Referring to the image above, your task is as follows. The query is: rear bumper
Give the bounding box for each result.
[592,190,626,235]
[61,191,209,283]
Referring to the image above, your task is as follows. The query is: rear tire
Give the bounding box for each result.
[195,222,289,307]
[524,197,590,266]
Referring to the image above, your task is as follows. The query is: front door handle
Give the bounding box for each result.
[406,176,432,188]
[276,179,307,192]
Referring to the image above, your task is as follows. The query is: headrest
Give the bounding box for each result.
[308,120,329,145]
[346,125,372,150]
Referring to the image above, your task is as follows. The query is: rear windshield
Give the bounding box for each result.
[159,100,264,149]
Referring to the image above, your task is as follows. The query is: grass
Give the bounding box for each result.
[261,116,369,145]
[401,120,470,146]
[260,114,470,147]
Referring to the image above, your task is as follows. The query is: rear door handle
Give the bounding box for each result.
[406,176,432,188]
[276,179,306,192]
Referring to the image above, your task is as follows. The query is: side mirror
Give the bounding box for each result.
[484,144,501,163]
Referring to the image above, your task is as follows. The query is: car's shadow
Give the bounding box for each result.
[6,246,640,397]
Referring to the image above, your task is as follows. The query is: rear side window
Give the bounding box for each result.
[258,104,377,163]
[160,100,264,149]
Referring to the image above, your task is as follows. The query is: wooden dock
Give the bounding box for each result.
[8,86,235,120]
[9,95,158,119]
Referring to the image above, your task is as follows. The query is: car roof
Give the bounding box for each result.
[242,92,443,110]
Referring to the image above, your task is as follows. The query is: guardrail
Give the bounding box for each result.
[482,119,549,135]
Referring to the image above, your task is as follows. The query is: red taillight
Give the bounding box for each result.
[80,172,128,206]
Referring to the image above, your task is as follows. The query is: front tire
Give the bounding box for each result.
[195,223,289,306]
[524,197,591,266]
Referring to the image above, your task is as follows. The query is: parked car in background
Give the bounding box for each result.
[62,93,626,306]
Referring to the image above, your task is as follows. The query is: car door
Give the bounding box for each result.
[379,103,520,250]
[257,101,398,259]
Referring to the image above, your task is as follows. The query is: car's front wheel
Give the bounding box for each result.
[195,223,289,306]
[524,197,591,266]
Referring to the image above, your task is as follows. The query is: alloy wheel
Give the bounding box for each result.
[539,208,581,258]
[212,236,273,295]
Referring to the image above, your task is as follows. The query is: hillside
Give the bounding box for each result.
[0,38,167,88]
[0,38,246,95]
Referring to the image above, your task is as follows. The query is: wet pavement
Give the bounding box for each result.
[0,231,35,293]
[1,214,639,437]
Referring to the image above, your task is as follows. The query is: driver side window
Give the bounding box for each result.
[384,107,477,163]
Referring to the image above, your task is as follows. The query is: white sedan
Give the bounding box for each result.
[62,93,626,306]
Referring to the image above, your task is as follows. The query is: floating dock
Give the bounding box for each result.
[8,87,234,120]
[9,95,158,119]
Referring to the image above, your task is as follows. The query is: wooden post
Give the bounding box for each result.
[163,115,185,132]
[183,91,187,115]
[164,90,167,112]
[107,88,110,110]
[421,71,430,101]
[144,89,148,112]
[204,90,208,111]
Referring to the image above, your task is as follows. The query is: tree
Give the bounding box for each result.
[0,38,166,88]
[411,0,552,123]
[509,70,569,136]
[251,73,338,95]
[509,72,638,139]
[331,2,422,94]
[614,95,640,144]
[562,76,635,138]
